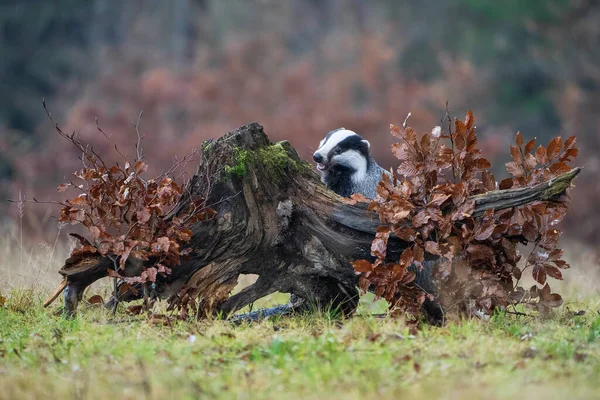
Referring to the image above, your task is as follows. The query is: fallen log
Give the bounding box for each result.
[45,123,581,320]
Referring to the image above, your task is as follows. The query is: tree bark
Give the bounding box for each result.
[44,123,581,320]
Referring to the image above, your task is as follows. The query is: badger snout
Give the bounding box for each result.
[313,152,327,171]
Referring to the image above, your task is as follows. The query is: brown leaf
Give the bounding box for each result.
[516,131,523,147]
[547,137,562,160]
[371,225,391,259]
[178,228,194,242]
[136,208,151,224]
[69,209,86,222]
[119,282,139,296]
[465,110,475,131]
[397,161,420,177]
[412,210,430,228]
[353,260,373,273]
[57,183,70,192]
[466,244,495,263]
[393,227,417,242]
[499,178,513,190]
[505,161,524,178]
[524,154,537,171]
[413,245,424,264]
[399,247,414,268]
[522,221,539,242]
[134,160,148,174]
[482,170,496,191]
[126,305,144,315]
[420,133,431,154]
[157,263,172,275]
[452,183,466,206]
[540,283,552,299]
[564,136,577,151]
[87,295,104,305]
[544,293,563,308]
[534,145,548,165]
[454,132,465,151]
[548,162,570,175]
[474,222,496,241]
[390,124,402,138]
[524,139,536,154]
[142,267,158,283]
[450,200,475,221]
[424,241,440,256]
[510,145,522,164]
[428,193,451,207]
[532,265,547,285]
[404,127,418,145]
[455,118,467,136]
[561,148,579,162]
[152,236,171,253]
[544,265,563,280]
[475,158,492,169]
[70,195,88,206]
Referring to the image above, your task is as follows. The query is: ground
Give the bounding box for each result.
[1,239,599,399]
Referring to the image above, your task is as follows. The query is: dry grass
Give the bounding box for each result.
[0,230,70,296]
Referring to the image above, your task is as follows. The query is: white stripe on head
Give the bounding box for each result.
[330,149,367,183]
[316,129,359,157]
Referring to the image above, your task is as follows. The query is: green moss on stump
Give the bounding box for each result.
[224,141,310,182]
[224,148,250,179]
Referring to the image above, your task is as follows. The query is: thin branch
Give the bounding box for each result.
[134,111,144,162]
[43,99,110,173]
[95,117,111,140]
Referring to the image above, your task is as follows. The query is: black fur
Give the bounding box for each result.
[322,165,354,197]
[317,134,385,198]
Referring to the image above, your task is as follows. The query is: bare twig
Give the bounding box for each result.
[95,117,111,140]
[134,111,144,162]
[43,99,110,173]
[17,191,24,270]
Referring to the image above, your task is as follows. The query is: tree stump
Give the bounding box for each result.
[44,123,581,321]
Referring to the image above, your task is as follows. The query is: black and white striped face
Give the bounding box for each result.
[313,128,371,173]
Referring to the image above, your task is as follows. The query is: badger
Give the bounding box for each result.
[313,128,444,324]
[313,128,390,198]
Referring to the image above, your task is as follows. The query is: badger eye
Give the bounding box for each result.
[333,148,342,155]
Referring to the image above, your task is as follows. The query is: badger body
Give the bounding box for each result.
[313,128,390,199]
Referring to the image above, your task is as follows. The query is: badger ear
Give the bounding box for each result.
[361,139,370,149]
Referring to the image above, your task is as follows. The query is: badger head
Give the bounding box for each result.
[313,128,371,181]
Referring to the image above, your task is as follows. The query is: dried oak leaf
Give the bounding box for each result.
[547,137,562,160]
[353,260,373,273]
[532,265,547,285]
[87,295,104,305]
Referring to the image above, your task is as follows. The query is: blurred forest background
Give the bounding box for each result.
[1,0,599,246]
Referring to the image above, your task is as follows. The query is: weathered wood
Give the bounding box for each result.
[46,123,581,321]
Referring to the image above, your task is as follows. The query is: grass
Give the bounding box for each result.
[0,295,599,400]
[1,235,600,399]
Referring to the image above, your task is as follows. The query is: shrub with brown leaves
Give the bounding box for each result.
[47,104,213,286]
[353,111,579,320]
